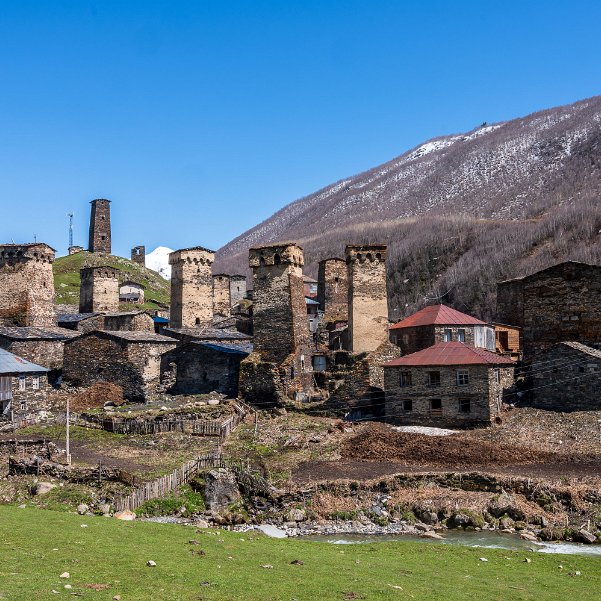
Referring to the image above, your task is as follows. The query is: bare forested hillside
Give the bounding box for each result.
[215,95,601,320]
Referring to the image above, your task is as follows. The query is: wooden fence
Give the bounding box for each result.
[73,401,249,438]
[112,452,226,512]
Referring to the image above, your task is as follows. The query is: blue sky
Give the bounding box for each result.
[1,0,600,257]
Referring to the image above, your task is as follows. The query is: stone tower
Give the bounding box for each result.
[212,274,231,318]
[79,266,119,313]
[131,246,145,265]
[88,199,112,254]
[0,243,56,327]
[317,257,348,323]
[346,244,389,353]
[229,275,247,309]
[168,247,215,328]
[249,243,309,364]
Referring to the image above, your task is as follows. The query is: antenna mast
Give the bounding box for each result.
[67,212,74,248]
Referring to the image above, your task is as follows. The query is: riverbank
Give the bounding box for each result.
[1,505,599,601]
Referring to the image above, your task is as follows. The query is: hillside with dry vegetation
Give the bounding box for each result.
[215,95,601,320]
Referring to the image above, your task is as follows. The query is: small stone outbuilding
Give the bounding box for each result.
[63,331,177,402]
[384,342,514,427]
[531,341,601,411]
[0,349,49,420]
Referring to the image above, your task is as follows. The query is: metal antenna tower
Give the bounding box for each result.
[67,212,74,248]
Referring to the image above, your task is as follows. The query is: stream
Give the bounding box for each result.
[297,530,601,557]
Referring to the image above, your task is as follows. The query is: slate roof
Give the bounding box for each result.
[390,304,486,329]
[57,312,100,324]
[163,327,252,341]
[384,342,514,367]
[558,341,601,360]
[0,349,48,375]
[0,326,78,341]
[196,342,253,355]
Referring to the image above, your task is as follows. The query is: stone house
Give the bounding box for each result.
[384,342,515,427]
[63,331,177,402]
[119,281,145,304]
[163,342,252,397]
[0,326,79,384]
[0,348,49,420]
[531,341,601,411]
[496,261,601,361]
[0,243,56,328]
[390,304,495,355]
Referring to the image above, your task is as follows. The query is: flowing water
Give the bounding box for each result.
[298,530,601,557]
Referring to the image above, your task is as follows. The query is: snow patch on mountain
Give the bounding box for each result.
[146,246,173,279]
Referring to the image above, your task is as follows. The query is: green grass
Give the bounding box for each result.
[53,251,170,309]
[0,506,599,600]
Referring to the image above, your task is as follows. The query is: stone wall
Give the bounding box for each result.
[0,338,65,374]
[104,312,154,332]
[0,244,56,327]
[496,262,601,360]
[79,266,119,313]
[531,342,601,411]
[88,198,111,254]
[169,247,215,328]
[346,245,389,353]
[165,344,246,397]
[317,258,348,323]
[131,246,145,265]
[229,275,247,308]
[63,333,177,402]
[7,374,50,418]
[384,363,514,427]
[213,274,231,317]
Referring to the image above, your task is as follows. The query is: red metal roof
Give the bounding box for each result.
[390,304,486,329]
[384,342,514,367]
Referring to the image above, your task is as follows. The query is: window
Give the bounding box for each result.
[399,371,412,387]
[20,400,26,411]
[443,328,452,342]
[427,371,441,387]
[300,355,305,371]
[32,376,39,390]
[456,370,469,386]
[459,398,471,413]
[457,329,465,343]
[18,376,26,391]
[494,368,500,383]
[430,399,442,416]
[403,399,413,412]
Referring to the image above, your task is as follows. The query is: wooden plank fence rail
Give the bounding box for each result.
[72,400,251,438]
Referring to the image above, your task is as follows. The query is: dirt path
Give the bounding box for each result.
[292,458,601,483]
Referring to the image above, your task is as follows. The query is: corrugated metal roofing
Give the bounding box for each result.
[0,348,49,375]
[305,297,320,305]
[390,304,486,329]
[384,342,514,367]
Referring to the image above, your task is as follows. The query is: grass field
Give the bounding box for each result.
[0,506,599,600]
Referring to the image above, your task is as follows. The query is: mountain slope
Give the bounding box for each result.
[53,251,170,310]
[215,95,601,320]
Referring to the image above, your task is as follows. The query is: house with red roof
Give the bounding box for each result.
[389,304,495,355]
[383,342,515,427]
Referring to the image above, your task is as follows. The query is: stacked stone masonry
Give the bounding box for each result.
[88,199,112,254]
[79,266,120,313]
[317,258,348,323]
[0,243,56,328]
[169,247,215,328]
[229,275,247,309]
[346,245,389,353]
[131,246,146,265]
[212,274,231,317]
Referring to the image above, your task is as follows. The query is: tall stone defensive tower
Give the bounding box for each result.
[229,275,247,309]
[346,244,389,353]
[79,266,119,313]
[317,257,348,323]
[131,246,145,265]
[249,243,309,365]
[212,274,231,318]
[239,243,312,404]
[0,243,56,327]
[88,199,112,254]
[168,247,215,328]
